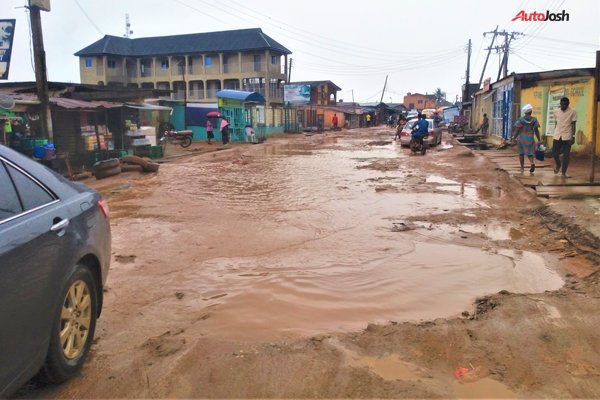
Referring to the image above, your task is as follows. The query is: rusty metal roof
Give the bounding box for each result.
[50,97,122,109]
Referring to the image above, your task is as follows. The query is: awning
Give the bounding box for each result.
[216,90,265,103]
[124,103,173,111]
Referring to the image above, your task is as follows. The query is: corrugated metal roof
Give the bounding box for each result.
[216,90,265,103]
[290,80,342,91]
[50,98,122,109]
[75,28,291,57]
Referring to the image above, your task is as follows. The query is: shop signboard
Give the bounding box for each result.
[284,85,311,105]
[0,19,16,80]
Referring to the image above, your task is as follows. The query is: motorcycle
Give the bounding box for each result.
[160,129,193,148]
[409,135,427,155]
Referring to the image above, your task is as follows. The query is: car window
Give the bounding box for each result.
[5,163,55,211]
[405,120,416,129]
[0,161,23,221]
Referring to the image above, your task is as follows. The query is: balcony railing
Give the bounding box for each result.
[171,65,185,76]
[188,65,205,75]
[106,68,123,78]
[140,67,153,78]
[242,62,263,73]
[269,87,284,99]
[171,92,186,101]
[223,63,240,74]
[156,67,169,77]
[267,64,284,74]
[189,89,205,100]
[206,88,220,98]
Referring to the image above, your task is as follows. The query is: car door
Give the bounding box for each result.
[0,158,75,394]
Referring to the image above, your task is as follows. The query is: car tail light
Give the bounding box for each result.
[98,198,110,218]
[401,131,409,137]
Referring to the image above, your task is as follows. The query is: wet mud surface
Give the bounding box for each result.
[19,128,600,398]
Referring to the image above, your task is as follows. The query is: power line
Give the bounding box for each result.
[512,53,546,70]
[72,0,103,36]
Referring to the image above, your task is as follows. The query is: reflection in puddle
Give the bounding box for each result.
[426,175,459,185]
[348,354,421,381]
[454,376,516,399]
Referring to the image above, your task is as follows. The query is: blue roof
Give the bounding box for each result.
[75,28,291,57]
[216,90,265,103]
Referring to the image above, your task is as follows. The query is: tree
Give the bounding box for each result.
[433,88,446,106]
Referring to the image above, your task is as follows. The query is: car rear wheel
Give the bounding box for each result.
[43,264,98,383]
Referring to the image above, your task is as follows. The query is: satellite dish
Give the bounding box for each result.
[0,94,15,110]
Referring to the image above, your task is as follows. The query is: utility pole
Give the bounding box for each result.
[29,1,52,140]
[590,50,600,182]
[464,39,472,103]
[351,89,355,103]
[288,58,293,83]
[493,30,522,80]
[379,75,388,104]
[479,26,498,87]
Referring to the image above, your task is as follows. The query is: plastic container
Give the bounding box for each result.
[149,145,163,159]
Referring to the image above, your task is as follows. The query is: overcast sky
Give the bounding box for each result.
[3,0,599,103]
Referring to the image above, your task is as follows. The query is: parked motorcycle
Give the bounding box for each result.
[160,129,193,148]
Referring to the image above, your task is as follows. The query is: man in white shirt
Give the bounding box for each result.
[552,97,577,178]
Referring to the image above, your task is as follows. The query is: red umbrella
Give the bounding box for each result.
[206,111,223,118]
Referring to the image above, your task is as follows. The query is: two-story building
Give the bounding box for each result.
[403,92,437,110]
[74,28,292,109]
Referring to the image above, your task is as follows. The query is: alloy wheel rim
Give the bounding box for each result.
[59,280,92,359]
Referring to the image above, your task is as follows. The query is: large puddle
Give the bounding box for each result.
[116,136,564,339]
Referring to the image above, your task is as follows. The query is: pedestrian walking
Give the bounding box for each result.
[220,118,230,145]
[366,113,371,127]
[332,113,339,130]
[511,104,541,174]
[552,97,577,178]
[394,115,407,141]
[206,119,214,144]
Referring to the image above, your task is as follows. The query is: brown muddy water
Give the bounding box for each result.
[108,135,563,341]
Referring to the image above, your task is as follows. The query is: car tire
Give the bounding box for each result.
[93,158,120,171]
[43,264,98,383]
[142,162,159,173]
[121,155,149,168]
[94,165,121,179]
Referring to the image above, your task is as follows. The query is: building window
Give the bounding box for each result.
[205,56,212,67]
[161,60,169,70]
[253,55,261,72]
[107,59,116,69]
[271,55,277,64]
[85,58,93,68]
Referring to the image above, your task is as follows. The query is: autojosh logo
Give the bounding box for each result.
[512,10,570,21]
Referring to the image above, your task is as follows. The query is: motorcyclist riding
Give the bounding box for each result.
[411,113,429,142]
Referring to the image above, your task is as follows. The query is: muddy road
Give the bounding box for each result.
[21,127,600,398]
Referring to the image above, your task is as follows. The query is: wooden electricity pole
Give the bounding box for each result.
[29,3,53,140]
[590,50,600,182]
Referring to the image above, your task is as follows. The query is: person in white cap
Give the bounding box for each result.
[511,104,541,174]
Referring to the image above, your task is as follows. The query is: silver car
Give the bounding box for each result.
[398,118,443,147]
[0,144,111,396]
